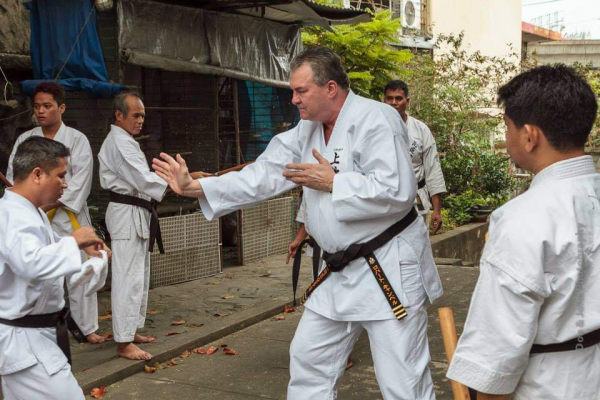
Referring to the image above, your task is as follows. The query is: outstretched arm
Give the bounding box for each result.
[153,153,205,198]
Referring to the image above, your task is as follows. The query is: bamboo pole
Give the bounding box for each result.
[438,307,472,400]
[0,172,12,188]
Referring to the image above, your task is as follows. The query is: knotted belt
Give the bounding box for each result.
[0,307,86,365]
[416,179,427,211]
[109,192,164,254]
[296,208,418,321]
[292,238,321,307]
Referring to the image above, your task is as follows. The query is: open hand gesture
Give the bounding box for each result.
[283,149,335,192]
[153,153,204,198]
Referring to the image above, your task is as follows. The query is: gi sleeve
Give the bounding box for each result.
[199,126,302,220]
[117,142,167,201]
[421,125,446,197]
[446,261,545,394]
[7,229,82,281]
[331,114,416,222]
[59,134,93,213]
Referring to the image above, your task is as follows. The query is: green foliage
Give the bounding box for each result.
[572,63,600,148]
[302,11,413,99]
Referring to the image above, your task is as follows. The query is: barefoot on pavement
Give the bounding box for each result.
[117,343,153,360]
[133,333,157,344]
[86,332,107,344]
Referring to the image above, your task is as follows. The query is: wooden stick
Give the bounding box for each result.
[0,172,12,188]
[189,161,254,180]
[438,307,472,400]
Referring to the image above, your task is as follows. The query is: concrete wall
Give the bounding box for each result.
[431,222,489,265]
[430,0,522,59]
[528,40,600,68]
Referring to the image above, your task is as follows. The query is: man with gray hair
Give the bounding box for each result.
[99,91,168,360]
[153,46,443,399]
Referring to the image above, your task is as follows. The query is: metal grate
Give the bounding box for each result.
[241,196,296,264]
[150,211,221,288]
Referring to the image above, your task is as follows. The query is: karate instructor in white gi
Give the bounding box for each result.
[6,82,105,344]
[99,92,168,360]
[447,65,600,399]
[0,137,109,399]
[153,47,443,399]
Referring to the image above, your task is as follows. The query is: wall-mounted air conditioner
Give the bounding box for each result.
[401,0,421,30]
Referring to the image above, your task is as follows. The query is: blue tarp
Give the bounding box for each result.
[22,0,124,97]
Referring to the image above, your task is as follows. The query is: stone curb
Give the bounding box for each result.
[76,297,300,393]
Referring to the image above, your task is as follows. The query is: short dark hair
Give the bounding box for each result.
[290,46,350,90]
[497,64,598,152]
[33,81,66,105]
[12,137,70,182]
[112,91,143,120]
[384,80,409,97]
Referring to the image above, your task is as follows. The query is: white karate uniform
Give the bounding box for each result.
[98,124,167,343]
[6,123,99,336]
[198,91,443,399]
[447,156,600,399]
[0,190,85,399]
[406,115,446,216]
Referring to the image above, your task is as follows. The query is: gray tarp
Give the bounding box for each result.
[117,0,301,86]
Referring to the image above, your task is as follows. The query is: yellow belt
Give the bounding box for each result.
[47,207,81,230]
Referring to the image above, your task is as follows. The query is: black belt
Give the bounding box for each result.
[0,308,85,365]
[297,208,418,321]
[109,192,164,254]
[292,238,321,307]
[417,178,426,190]
[530,328,600,354]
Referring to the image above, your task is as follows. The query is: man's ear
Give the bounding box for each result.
[327,80,338,99]
[32,167,44,184]
[523,124,543,153]
[59,103,66,115]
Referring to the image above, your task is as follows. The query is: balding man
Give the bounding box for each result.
[154,47,443,399]
[98,92,167,360]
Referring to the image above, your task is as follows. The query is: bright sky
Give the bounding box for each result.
[522,0,600,39]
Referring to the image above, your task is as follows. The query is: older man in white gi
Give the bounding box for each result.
[0,137,109,399]
[5,82,104,344]
[383,80,447,233]
[154,47,443,399]
[98,91,167,360]
[447,64,600,399]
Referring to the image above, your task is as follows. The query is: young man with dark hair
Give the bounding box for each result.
[0,137,109,399]
[384,80,447,233]
[447,64,600,399]
[6,81,105,344]
[99,91,168,360]
[154,46,443,399]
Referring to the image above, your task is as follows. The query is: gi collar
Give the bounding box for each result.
[530,155,596,189]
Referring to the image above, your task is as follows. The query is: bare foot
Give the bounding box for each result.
[345,357,354,370]
[86,332,106,344]
[117,343,153,360]
[133,333,157,344]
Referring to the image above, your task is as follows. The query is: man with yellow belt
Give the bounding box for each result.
[6,82,105,344]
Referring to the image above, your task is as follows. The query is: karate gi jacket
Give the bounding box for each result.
[199,91,443,321]
[447,156,600,398]
[98,125,167,241]
[6,123,94,233]
[0,190,83,375]
[405,115,446,215]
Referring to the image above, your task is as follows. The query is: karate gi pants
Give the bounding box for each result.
[288,256,435,400]
[111,232,151,343]
[1,362,84,400]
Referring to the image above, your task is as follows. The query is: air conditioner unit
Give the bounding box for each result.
[401,0,421,30]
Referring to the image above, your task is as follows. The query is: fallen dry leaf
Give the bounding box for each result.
[273,315,285,321]
[90,386,106,398]
[82,366,90,372]
[180,350,191,359]
[144,365,157,374]
[284,305,296,313]
[223,348,239,355]
[222,294,234,300]
[171,319,186,326]
[98,312,112,321]
[165,331,181,336]
[206,346,218,355]
[100,332,114,341]
[213,313,229,317]
[192,347,207,354]
[147,309,161,315]
[186,323,203,328]
[166,359,178,367]
[153,361,164,370]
